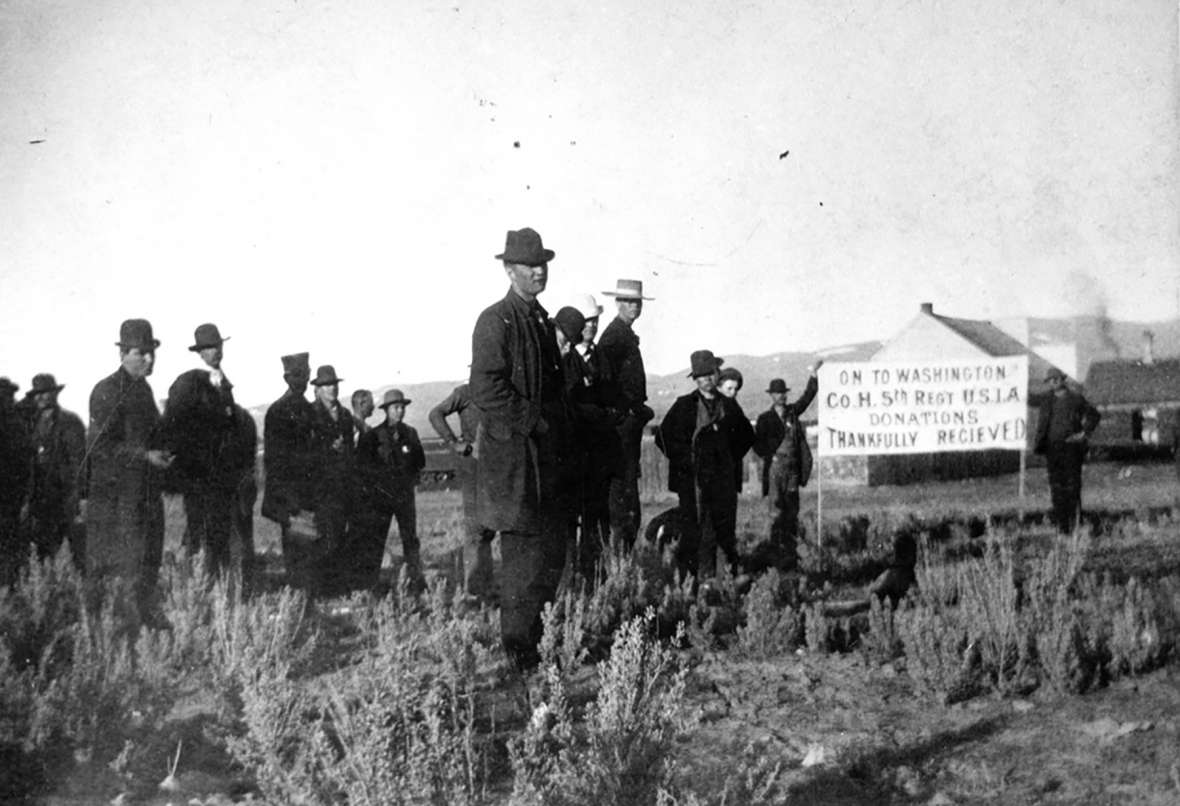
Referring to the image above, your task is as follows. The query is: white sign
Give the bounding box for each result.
[817,356,1029,455]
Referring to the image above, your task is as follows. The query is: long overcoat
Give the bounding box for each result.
[469,290,564,533]
[261,389,315,525]
[157,368,238,493]
[660,391,754,496]
[86,367,164,578]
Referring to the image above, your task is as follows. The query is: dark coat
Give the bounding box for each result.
[753,376,818,496]
[157,368,238,492]
[660,390,754,496]
[356,421,426,513]
[1,402,32,512]
[261,389,316,525]
[27,405,87,524]
[469,289,564,533]
[597,316,647,413]
[1034,389,1100,455]
[308,398,355,513]
[86,367,164,576]
[428,383,481,446]
[563,347,624,483]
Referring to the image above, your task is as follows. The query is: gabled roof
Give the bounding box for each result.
[933,313,1061,382]
[1085,359,1180,406]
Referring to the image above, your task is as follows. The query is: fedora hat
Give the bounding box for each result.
[602,279,653,300]
[495,227,554,266]
[281,352,310,374]
[570,293,603,320]
[379,388,412,408]
[189,323,229,352]
[26,373,65,398]
[766,378,789,394]
[688,349,724,378]
[553,306,587,344]
[116,319,160,351]
[311,365,343,386]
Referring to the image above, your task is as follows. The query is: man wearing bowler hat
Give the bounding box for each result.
[356,389,426,590]
[597,278,655,549]
[87,319,173,616]
[308,365,355,594]
[157,323,241,576]
[21,373,86,564]
[262,352,317,587]
[470,227,568,669]
[1034,367,1100,533]
[658,350,754,585]
[753,362,822,570]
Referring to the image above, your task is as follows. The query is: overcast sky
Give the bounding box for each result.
[2,0,1176,411]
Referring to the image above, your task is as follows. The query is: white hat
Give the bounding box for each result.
[602,278,654,300]
[570,293,603,320]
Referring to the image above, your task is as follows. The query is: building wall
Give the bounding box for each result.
[871,313,984,362]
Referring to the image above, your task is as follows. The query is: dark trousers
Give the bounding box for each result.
[676,482,738,581]
[0,503,23,588]
[499,528,567,669]
[608,417,643,548]
[1046,445,1085,534]
[182,488,235,577]
[233,481,257,595]
[768,457,801,569]
[381,493,421,582]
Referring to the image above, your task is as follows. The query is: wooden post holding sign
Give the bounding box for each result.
[816,355,1030,538]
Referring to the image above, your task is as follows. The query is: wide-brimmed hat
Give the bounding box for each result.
[311,365,343,386]
[116,319,160,350]
[26,373,65,397]
[189,323,229,352]
[766,378,789,394]
[379,388,412,408]
[553,306,587,343]
[1044,367,1066,381]
[281,352,310,374]
[602,279,653,300]
[688,349,724,378]
[570,293,603,320]
[495,227,554,266]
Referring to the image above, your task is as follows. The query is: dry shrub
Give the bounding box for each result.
[861,595,903,664]
[736,570,801,659]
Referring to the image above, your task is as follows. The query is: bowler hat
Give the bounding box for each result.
[687,349,724,378]
[553,306,587,343]
[311,365,343,386]
[26,373,65,397]
[189,323,229,352]
[1044,367,1066,381]
[570,293,603,319]
[116,319,160,351]
[379,388,412,408]
[495,227,554,266]
[602,279,654,300]
[281,352,310,374]
[766,378,789,394]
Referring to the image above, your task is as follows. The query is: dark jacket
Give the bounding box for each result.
[27,404,87,523]
[308,398,355,513]
[562,347,624,482]
[428,383,480,446]
[753,376,818,495]
[1034,389,1100,455]
[469,289,564,532]
[157,368,238,492]
[597,316,648,414]
[356,421,426,512]
[261,388,315,525]
[1,402,32,511]
[660,390,754,496]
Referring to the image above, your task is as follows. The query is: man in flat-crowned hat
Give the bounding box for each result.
[157,323,246,578]
[752,361,823,571]
[21,373,86,566]
[657,349,754,585]
[470,227,569,669]
[597,278,656,549]
[87,319,174,619]
[355,389,426,590]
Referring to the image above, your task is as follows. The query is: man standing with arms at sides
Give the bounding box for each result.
[156,323,239,576]
[308,365,354,595]
[22,373,86,564]
[597,278,655,549]
[87,319,174,620]
[350,389,375,446]
[262,353,316,588]
[1034,367,1100,534]
[470,227,567,670]
[429,381,497,604]
[356,389,426,590]
[659,350,754,587]
[0,377,32,586]
[752,362,822,572]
